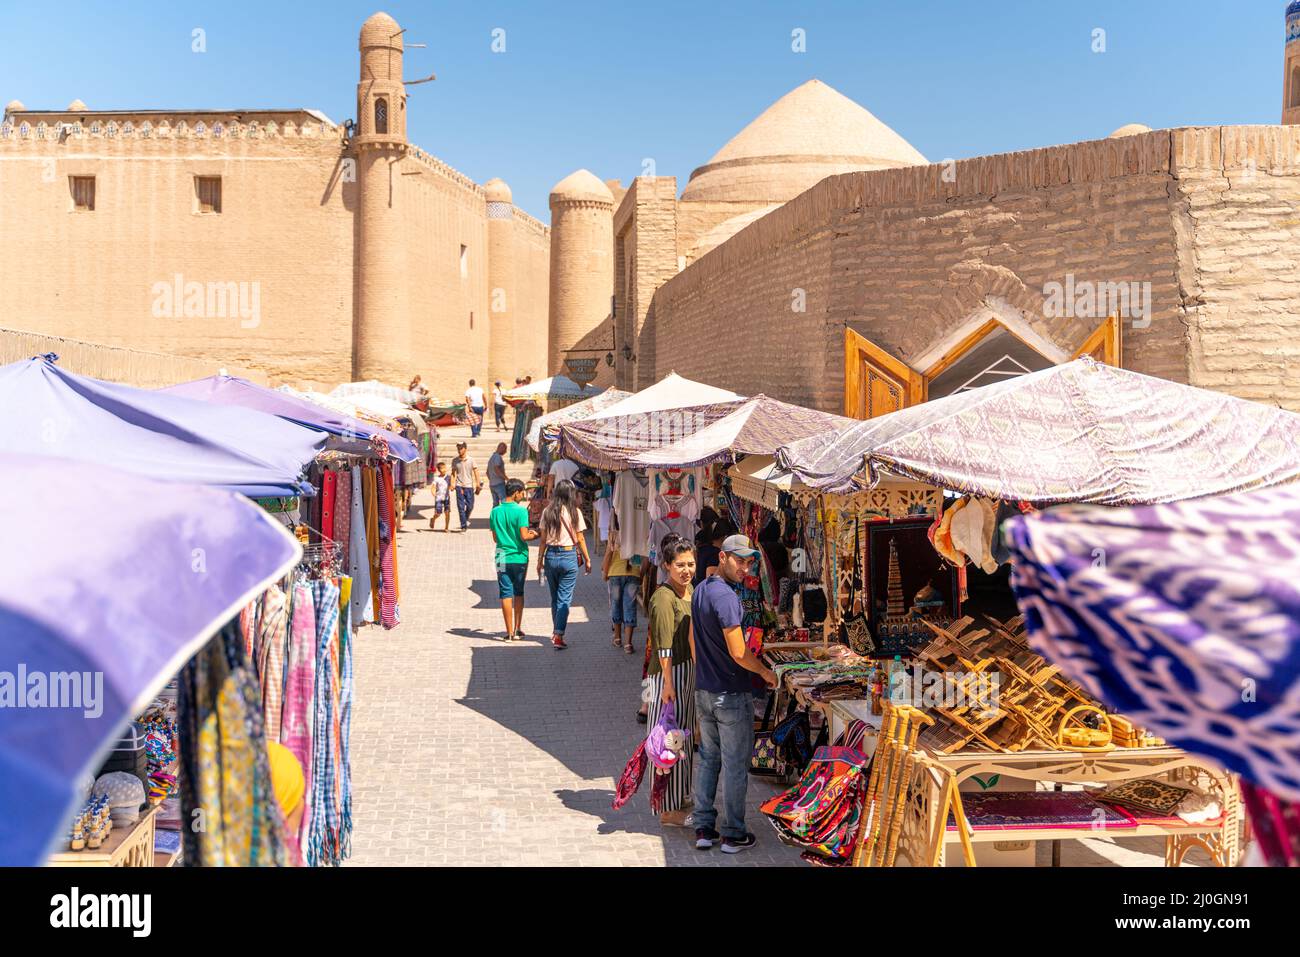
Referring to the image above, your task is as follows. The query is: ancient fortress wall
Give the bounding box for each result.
[0,117,355,386]
[397,147,491,401]
[0,325,268,388]
[1171,127,1300,409]
[648,128,1300,413]
[507,208,551,382]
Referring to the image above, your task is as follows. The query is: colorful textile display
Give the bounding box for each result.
[308,579,347,866]
[1004,484,1300,803]
[256,584,289,738]
[281,581,317,840]
[177,622,290,867]
[349,466,374,626]
[761,745,870,865]
[378,460,400,628]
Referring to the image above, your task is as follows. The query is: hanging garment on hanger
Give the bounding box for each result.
[334,468,352,557]
[257,584,290,740]
[308,578,344,866]
[281,579,317,847]
[337,575,355,860]
[348,467,374,626]
[378,461,400,628]
[613,470,651,560]
[363,467,382,622]
[320,470,338,562]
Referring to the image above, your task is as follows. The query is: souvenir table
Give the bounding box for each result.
[47,805,162,868]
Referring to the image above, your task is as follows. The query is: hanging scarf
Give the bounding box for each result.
[363,467,382,622]
[334,468,352,562]
[338,576,355,860]
[378,461,400,628]
[256,583,290,740]
[320,470,338,564]
[307,578,345,866]
[281,579,317,847]
[178,621,289,866]
[348,467,374,626]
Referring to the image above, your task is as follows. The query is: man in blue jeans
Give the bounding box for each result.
[690,534,779,853]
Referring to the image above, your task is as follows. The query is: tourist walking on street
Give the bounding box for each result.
[603,541,640,653]
[490,478,539,641]
[429,460,451,532]
[465,378,487,438]
[492,381,508,432]
[646,534,698,827]
[487,442,509,507]
[450,442,482,532]
[537,479,590,650]
[691,534,778,853]
[546,454,580,496]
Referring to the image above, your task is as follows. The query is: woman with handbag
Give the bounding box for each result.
[537,480,591,650]
[645,534,698,827]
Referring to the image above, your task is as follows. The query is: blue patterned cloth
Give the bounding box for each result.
[1005,485,1300,802]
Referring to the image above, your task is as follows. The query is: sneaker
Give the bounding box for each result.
[694,826,720,850]
[552,636,568,650]
[721,833,756,854]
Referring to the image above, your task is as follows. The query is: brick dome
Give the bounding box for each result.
[689,204,781,260]
[360,11,402,49]
[549,169,613,206]
[1108,123,1152,138]
[484,178,513,203]
[5,99,24,113]
[681,79,927,204]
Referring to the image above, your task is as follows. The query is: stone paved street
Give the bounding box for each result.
[346,425,803,866]
[346,425,1180,868]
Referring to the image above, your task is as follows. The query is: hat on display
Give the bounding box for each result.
[92,771,146,826]
[721,534,759,558]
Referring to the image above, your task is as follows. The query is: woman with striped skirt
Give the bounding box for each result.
[646,535,697,827]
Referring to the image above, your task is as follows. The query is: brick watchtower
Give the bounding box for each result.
[1285,2,1300,124]
[354,11,408,381]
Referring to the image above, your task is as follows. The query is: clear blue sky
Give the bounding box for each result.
[0,1,1285,217]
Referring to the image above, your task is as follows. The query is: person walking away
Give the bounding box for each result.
[493,381,508,432]
[429,461,452,532]
[603,541,640,654]
[691,534,778,853]
[487,442,509,507]
[465,379,487,438]
[546,455,580,497]
[646,534,698,827]
[536,479,590,650]
[490,478,539,641]
[450,442,482,532]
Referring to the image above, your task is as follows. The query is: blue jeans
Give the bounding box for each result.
[693,689,754,839]
[455,486,475,529]
[470,406,486,437]
[607,575,638,627]
[544,548,579,635]
[490,482,507,507]
[494,404,507,429]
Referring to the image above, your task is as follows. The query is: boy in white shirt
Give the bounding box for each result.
[429,461,452,532]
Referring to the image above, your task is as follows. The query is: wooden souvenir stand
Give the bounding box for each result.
[47,804,174,868]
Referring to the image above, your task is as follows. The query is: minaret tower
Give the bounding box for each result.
[885,539,906,617]
[547,169,613,377]
[485,178,518,388]
[1285,2,1300,124]
[354,12,409,381]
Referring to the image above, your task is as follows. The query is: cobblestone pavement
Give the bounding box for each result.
[346,425,1179,868]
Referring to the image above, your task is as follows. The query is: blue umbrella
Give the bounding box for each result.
[1005,484,1300,802]
[0,454,302,865]
[160,374,420,463]
[0,356,324,497]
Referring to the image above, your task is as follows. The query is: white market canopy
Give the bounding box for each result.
[776,357,1300,507]
[502,375,602,402]
[584,371,742,419]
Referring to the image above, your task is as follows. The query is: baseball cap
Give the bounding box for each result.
[720,534,759,559]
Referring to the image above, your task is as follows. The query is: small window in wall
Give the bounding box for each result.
[195,176,222,214]
[375,97,388,135]
[459,244,469,279]
[70,175,95,211]
[469,311,474,330]
[1291,66,1300,108]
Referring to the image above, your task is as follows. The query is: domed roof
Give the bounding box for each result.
[549,169,614,206]
[1108,123,1151,138]
[689,205,782,260]
[360,11,402,49]
[66,99,87,112]
[484,178,513,203]
[5,99,24,113]
[681,79,927,203]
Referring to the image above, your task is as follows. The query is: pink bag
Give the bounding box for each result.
[645,700,691,772]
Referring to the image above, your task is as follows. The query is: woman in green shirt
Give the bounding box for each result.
[645,534,697,827]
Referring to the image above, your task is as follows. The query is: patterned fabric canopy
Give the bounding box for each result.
[626,395,856,469]
[558,400,746,471]
[501,375,602,402]
[1004,485,1300,802]
[777,358,1300,505]
[331,380,423,407]
[526,388,632,452]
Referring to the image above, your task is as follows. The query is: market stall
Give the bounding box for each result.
[0,455,302,866]
[746,357,1300,867]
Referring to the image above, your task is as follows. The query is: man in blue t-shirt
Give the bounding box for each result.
[690,534,778,853]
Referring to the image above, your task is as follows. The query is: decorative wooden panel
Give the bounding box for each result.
[1072,314,1122,367]
[844,328,923,419]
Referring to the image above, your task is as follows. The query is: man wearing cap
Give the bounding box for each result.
[689,534,778,853]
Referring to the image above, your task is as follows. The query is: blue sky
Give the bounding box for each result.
[0,1,1285,217]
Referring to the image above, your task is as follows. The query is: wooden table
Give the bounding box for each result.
[48,804,160,867]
